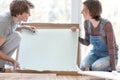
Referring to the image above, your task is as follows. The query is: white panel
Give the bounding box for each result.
[18,29,79,71]
[79,71,120,80]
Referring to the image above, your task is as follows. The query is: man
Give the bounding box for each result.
[0,0,35,72]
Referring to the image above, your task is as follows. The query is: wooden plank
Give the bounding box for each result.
[78,71,120,80]
[22,23,79,29]
[0,73,103,80]
[14,70,82,76]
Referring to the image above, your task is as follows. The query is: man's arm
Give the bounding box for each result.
[0,37,20,69]
[0,51,20,69]
[0,37,5,46]
[16,25,35,32]
[0,51,15,64]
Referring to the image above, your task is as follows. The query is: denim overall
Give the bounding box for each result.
[80,19,118,71]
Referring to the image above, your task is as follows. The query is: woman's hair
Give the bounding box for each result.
[10,0,34,17]
[83,0,102,21]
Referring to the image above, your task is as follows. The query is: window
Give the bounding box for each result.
[0,0,71,23]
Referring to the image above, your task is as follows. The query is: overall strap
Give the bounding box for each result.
[99,19,108,34]
[87,19,108,35]
[87,20,91,35]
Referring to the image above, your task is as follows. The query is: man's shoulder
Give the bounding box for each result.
[0,11,11,22]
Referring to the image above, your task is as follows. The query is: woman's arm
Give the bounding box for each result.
[79,21,90,46]
[71,21,90,46]
[104,22,116,70]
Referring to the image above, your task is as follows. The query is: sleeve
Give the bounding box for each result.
[79,21,90,46]
[104,21,116,70]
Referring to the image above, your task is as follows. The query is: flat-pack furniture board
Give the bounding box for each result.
[17,23,80,74]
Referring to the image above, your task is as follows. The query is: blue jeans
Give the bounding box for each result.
[80,51,118,71]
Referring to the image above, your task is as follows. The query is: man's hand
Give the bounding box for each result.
[27,26,36,33]
[16,27,22,32]
[16,25,36,33]
[13,60,20,70]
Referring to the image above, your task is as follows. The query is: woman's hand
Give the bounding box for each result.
[71,26,77,32]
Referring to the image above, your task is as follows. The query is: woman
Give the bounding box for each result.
[71,0,118,71]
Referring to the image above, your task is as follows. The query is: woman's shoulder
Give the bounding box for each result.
[101,18,113,31]
[84,20,90,24]
[101,18,112,27]
[84,20,90,26]
[84,20,90,28]
[101,18,111,24]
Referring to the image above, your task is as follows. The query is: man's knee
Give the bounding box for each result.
[12,31,22,42]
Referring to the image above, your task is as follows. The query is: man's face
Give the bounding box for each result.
[17,12,30,22]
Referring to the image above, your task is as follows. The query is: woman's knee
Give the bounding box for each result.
[91,63,102,71]
[80,62,90,71]
[91,63,109,71]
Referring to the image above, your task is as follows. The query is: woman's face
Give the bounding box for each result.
[81,5,91,20]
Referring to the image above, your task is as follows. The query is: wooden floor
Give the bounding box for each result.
[0,73,105,80]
